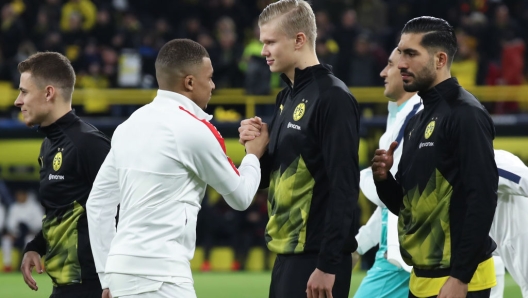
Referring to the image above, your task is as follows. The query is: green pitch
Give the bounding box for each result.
[0,271,523,298]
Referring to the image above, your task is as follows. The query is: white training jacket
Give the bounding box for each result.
[491,149,528,244]
[86,90,261,288]
[357,94,422,273]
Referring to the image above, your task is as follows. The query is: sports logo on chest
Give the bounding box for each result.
[53,149,63,171]
[49,148,65,180]
[287,99,310,131]
[424,120,435,139]
[293,102,306,121]
[419,117,438,149]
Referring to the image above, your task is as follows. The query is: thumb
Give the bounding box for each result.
[387,141,398,156]
[261,123,268,133]
[34,258,43,273]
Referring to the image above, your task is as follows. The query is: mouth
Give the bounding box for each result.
[266,60,274,65]
[401,73,413,81]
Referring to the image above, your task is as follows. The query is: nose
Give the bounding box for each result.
[211,80,215,90]
[398,58,408,70]
[261,44,268,57]
[380,66,388,78]
[14,95,23,108]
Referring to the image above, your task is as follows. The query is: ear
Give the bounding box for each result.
[436,51,449,69]
[44,85,56,102]
[294,32,308,50]
[184,75,194,91]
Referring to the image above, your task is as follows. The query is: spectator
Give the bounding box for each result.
[60,0,97,32]
[451,30,478,87]
[1,3,26,62]
[213,17,244,88]
[347,34,381,87]
[90,8,115,46]
[334,9,362,82]
[2,189,43,272]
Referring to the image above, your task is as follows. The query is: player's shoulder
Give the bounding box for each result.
[66,119,110,154]
[448,88,488,115]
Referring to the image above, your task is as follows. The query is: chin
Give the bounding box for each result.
[403,84,419,93]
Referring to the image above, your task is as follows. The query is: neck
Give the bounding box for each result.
[285,49,320,83]
[395,92,416,106]
[428,69,451,90]
[41,102,72,127]
[159,87,201,108]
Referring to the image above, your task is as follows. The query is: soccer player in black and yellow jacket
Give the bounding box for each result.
[14,52,110,298]
[372,17,498,298]
[239,1,361,297]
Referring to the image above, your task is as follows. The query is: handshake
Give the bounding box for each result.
[238,116,270,159]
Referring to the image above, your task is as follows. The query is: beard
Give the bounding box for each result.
[402,61,436,93]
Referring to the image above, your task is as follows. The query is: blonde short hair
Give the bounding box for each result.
[258,0,317,48]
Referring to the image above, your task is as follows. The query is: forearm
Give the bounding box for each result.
[374,172,404,215]
[86,187,119,289]
[318,192,356,274]
[222,154,261,211]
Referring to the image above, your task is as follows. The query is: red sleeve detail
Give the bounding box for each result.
[179,106,240,175]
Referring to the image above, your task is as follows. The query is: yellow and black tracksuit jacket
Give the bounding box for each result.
[260,64,360,274]
[24,111,111,289]
[375,78,498,297]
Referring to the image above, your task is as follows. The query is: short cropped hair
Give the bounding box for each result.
[401,16,457,65]
[18,52,76,98]
[155,39,210,80]
[258,0,317,48]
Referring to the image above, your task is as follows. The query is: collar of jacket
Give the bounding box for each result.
[418,77,460,108]
[155,89,213,121]
[38,110,78,139]
[279,63,333,96]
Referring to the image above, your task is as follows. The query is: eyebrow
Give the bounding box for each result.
[401,48,419,55]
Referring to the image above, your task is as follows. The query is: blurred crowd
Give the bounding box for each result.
[1,0,528,272]
[0,0,527,115]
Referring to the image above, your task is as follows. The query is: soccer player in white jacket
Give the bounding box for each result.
[354,48,422,298]
[490,150,528,298]
[86,39,269,298]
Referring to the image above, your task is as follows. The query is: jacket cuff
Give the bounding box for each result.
[98,273,109,289]
[23,242,45,256]
[316,256,338,275]
[450,265,477,284]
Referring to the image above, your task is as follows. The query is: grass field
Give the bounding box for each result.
[0,271,523,298]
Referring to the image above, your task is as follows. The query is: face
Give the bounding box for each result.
[397,33,437,93]
[380,48,405,100]
[14,72,52,127]
[260,21,297,74]
[190,57,215,109]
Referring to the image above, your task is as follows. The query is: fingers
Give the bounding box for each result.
[239,118,263,146]
[240,117,263,129]
[387,141,398,156]
[261,123,269,134]
[326,289,333,298]
[21,262,38,291]
[34,257,42,274]
[240,130,260,142]
[306,288,313,298]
